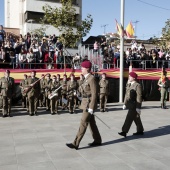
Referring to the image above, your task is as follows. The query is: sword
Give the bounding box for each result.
[94,113,110,129]
[93,113,110,129]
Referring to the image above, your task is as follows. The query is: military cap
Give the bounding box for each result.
[81,60,92,68]
[63,74,67,77]
[24,74,27,77]
[41,74,45,77]
[129,72,137,79]
[6,70,10,73]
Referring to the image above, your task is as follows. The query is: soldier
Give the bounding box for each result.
[99,73,109,112]
[66,60,102,150]
[26,70,40,116]
[77,74,84,106]
[56,74,62,106]
[50,75,61,114]
[158,71,169,109]
[39,74,46,107]
[118,72,144,137]
[67,74,78,113]
[0,70,15,117]
[61,74,68,110]
[19,74,28,109]
[45,73,52,111]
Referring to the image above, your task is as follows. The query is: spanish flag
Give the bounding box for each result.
[115,19,126,37]
[126,22,135,38]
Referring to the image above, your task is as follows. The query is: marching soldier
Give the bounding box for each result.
[99,73,109,112]
[66,60,102,150]
[0,70,15,117]
[67,74,78,113]
[158,71,170,109]
[119,72,144,137]
[61,74,68,110]
[39,74,46,107]
[56,74,62,106]
[50,75,61,114]
[45,73,52,111]
[19,74,28,109]
[26,70,40,116]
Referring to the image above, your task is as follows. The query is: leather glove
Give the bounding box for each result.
[122,105,126,110]
[159,84,162,87]
[136,108,141,115]
[88,108,93,114]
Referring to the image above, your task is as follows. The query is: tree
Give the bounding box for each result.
[42,0,93,47]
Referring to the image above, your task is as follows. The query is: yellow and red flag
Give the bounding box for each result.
[126,22,135,38]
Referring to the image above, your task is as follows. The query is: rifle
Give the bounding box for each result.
[23,73,47,94]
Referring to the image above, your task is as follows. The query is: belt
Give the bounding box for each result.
[82,95,91,98]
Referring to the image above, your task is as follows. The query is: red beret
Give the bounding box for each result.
[70,74,75,77]
[52,75,56,78]
[129,72,137,79]
[102,73,106,76]
[80,74,84,77]
[24,74,27,77]
[32,70,36,73]
[41,74,44,77]
[63,74,67,77]
[81,60,92,68]
[6,70,10,73]
[57,74,60,77]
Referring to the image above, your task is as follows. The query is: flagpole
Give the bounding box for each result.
[119,0,125,103]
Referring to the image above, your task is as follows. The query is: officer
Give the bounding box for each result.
[50,75,61,114]
[0,70,15,117]
[99,73,109,112]
[67,74,78,113]
[61,74,68,110]
[39,74,46,107]
[118,72,144,137]
[158,71,170,109]
[26,70,40,116]
[19,74,28,109]
[45,73,52,111]
[66,60,102,150]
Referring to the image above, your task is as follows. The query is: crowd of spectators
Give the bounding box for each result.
[93,38,170,69]
[0,25,67,69]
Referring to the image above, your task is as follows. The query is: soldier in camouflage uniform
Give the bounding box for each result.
[0,70,15,117]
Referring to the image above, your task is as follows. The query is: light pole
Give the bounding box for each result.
[101,24,108,35]
[132,20,139,38]
[119,0,125,103]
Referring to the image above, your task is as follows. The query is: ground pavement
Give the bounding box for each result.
[0,101,170,170]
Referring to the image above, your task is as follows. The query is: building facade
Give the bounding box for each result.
[5,0,82,36]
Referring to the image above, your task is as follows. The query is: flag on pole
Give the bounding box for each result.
[126,22,135,38]
[115,19,126,37]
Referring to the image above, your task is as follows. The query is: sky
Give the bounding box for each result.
[0,0,170,40]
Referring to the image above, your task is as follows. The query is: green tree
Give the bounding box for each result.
[42,0,93,47]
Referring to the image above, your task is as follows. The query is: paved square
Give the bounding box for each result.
[0,101,170,170]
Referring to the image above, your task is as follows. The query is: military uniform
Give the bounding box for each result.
[77,78,84,106]
[50,78,61,114]
[72,73,101,148]
[61,79,68,109]
[67,79,78,113]
[45,78,52,111]
[19,77,28,109]
[0,76,15,116]
[122,80,144,134]
[99,78,109,112]
[39,77,46,107]
[158,76,169,109]
[26,76,40,115]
